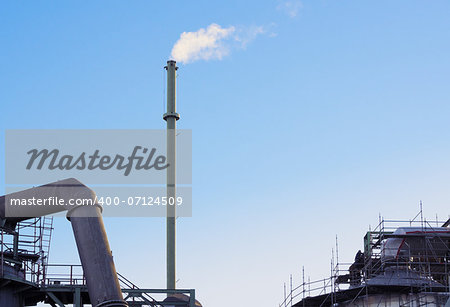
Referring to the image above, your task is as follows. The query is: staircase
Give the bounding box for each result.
[117,272,159,306]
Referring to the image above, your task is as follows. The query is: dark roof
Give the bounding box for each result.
[293,284,449,307]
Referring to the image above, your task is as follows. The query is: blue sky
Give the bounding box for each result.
[1,1,450,306]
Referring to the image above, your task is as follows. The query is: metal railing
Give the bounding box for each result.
[279,263,352,307]
[279,209,450,307]
[43,264,86,286]
[1,217,53,284]
[42,264,197,306]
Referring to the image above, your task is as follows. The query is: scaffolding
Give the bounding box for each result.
[0,217,54,285]
[0,217,197,306]
[279,208,450,307]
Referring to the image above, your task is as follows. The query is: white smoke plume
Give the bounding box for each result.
[170,23,273,64]
[170,24,235,64]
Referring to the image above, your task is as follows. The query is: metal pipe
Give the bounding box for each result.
[0,178,128,307]
[68,204,127,307]
[163,60,179,291]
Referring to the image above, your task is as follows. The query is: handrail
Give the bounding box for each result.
[42,264,160,305]
[279,212,450,307]
[117,272,158,305]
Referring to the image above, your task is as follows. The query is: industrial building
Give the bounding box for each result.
[0,179,199,307]
[0,61,199,307]
[279,210,450,306]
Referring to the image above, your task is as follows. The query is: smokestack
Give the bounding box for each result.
[164,60,179,291]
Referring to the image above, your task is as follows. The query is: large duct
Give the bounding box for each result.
[0,178,127,307]
[68,204,126,307]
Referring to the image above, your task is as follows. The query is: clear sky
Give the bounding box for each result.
[1,1,450,306]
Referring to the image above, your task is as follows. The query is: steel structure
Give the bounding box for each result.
[0,218,198,306]
[279,209,450,307]
[0,180,199,307]
[0,217,53,284]
[164,60,180,292]
[1,61,197,307]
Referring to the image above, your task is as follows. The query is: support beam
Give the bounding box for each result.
[189,289,196,307]
[47,292,65,307]
[74,287,82,307]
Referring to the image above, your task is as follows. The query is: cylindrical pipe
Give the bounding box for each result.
[163,60,179,291]
[0,178,95,229]
[0,178,128,307]
[68,205,127,307]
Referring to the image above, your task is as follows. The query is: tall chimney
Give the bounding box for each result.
[163,60,179,292]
